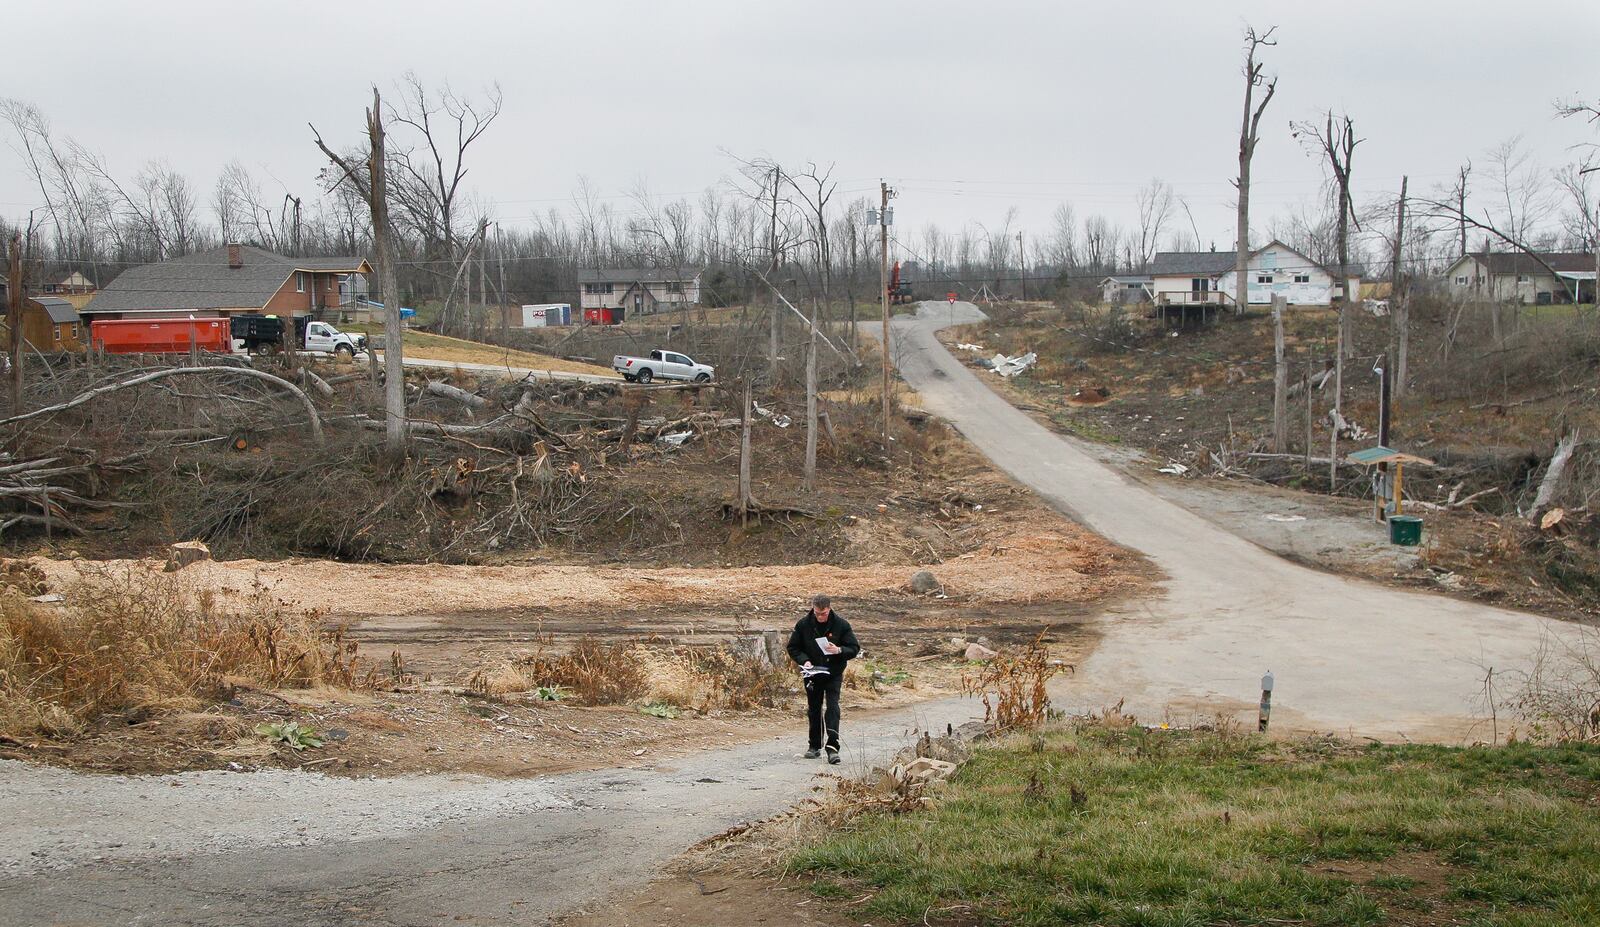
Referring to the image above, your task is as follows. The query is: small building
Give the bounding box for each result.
[0,294,83,352]
[1099,275,1153,305]
[1442,251,1595,305]
[41,271,96,295]
[1148,241,1360,309]
[577,267,702,317]
[83,244,372,322]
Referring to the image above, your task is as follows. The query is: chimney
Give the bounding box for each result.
[227,243,242,269]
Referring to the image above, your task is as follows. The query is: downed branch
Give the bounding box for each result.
[425,380,489,413]
[0,366,325,445]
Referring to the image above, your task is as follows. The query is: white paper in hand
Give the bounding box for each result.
[815,637,841,655]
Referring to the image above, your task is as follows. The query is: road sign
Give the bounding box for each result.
[946,292,957,304]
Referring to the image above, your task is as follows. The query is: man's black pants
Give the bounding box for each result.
[805,672,842,752]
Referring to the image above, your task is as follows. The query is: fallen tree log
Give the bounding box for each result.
[0,366,325,445]
[426,380,489,412]
[1526,429,1580,522]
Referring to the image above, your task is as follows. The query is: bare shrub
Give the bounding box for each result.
[1504,628,1600,743]
[520,637,647,705]
[961,632,1060,730]
[0,569,373,738]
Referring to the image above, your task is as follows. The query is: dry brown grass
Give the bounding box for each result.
[0,568,373,738]
[961,632,1061,731]
[469,638,796,712]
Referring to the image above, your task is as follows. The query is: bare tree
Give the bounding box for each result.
[1134,179,1175,270]
[1233,25,1279,315]
[385,73,502,286]
[1044,202,1078,269]
[1558,96,1600,306]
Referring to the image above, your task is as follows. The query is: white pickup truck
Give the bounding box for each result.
[612,349,715,384]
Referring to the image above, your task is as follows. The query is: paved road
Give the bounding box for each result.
[892,301,1560,740]
[0,699,981,927]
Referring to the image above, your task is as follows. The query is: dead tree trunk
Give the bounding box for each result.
[1528,429,1580,521]
[737,378,755,526]
[1234,26,1278,317]
[766,166,781,385]
[7,233,21,411]
[1392,175,1410,400]
[1272,295,1287,453]
[368,90,408,456]
[804,299,819,491]
[0,366,325,444]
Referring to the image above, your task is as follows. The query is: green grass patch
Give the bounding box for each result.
[791,724,1600,926]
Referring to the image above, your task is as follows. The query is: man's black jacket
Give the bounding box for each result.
[786,609,860,675]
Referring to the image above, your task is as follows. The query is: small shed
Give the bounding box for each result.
[7,296,84,352]
[1346,446,1434,520]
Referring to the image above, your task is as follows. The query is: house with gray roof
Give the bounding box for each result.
[1442,251,1595,305]
[1149,241,1359,309]
[577,266,702,316]
[85,244,371,320]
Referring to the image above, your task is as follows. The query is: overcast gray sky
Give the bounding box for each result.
[6,0,1599,251]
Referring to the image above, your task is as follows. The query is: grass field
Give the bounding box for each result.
[793,723,1600,926]
[349,323,614,375]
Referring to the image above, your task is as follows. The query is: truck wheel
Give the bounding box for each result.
[694,373,711,383]
[636,369,653,384]
[335,344,354,360]
[254,343,277,357]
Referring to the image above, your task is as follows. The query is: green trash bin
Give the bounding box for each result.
[1389,515,1423,546]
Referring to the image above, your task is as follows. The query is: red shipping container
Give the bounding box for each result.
[90,318,232,354]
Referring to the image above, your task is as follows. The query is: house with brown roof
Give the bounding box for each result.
[1442,251,1596,305]
[84,244,372,321]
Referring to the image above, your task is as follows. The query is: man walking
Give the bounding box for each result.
[787,594,859,764]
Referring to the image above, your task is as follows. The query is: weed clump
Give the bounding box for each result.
[0,568,373,739]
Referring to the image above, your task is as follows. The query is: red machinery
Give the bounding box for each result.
[888,261,914,305]
[90,318,232,354]
[583,307,626,326]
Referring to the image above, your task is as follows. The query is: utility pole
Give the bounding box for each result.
[497,222,508,343]
[7,232,22,411]
[877,180,894,450]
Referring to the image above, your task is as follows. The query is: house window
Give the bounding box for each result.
[1516,274,1530,283]
[54,327,62,343]
[1455,275,1468,285]
[666,281,684,295]
[70,323,79,340]
[296,272,306,293]
[1294,274,1310,283]
[1257,275,1274,284]
[584,283,615,295]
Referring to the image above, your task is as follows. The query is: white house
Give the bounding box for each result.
[577,267,702,316]
[1147,241,1359,309]
[1441,251,1595,305]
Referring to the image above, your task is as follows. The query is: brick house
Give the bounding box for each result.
[83,244,372,321]
[577,267,702,317]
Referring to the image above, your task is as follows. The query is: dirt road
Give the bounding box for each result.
[893,302,1561,740]
[0,696,979,927]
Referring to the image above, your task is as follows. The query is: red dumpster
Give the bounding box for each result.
[90,318,233,354]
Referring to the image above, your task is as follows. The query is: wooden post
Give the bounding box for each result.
[1376,357,1392,522]
[1303,361,1313,473]
[1271,295,1287,453]
[1395,462,1405,516]
[7,232,22,411]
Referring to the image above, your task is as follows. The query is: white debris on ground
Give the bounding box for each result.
[751,402,792,427]
[1157,462,1190,476]
[955,343,986,353]
[1263,513,1307,523]
[656,432,693,447]
[989,352,1037,378]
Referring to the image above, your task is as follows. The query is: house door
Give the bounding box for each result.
[634,294,643,315]
[1191,278,1209,303]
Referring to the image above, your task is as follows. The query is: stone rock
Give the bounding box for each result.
[964,642,999,662]
[891,756,960,785]
[164,541,212,572]
[909,570,942,594]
